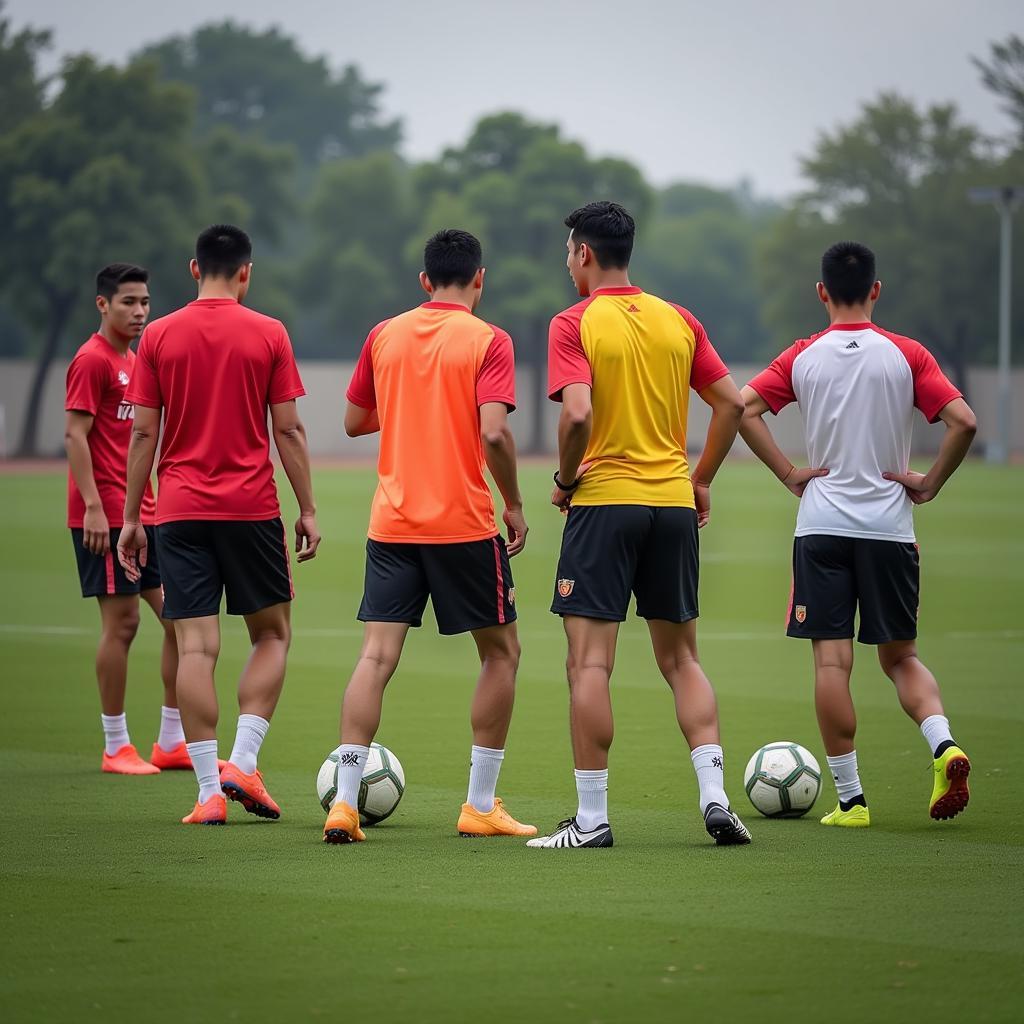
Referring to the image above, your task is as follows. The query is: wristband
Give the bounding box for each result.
[553,470,580,492]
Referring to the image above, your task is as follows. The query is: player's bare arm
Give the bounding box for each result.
[739,385,829,497]
[552,381,592,510]
[480,400,528,556]
[883,397,977,503]
[690,375,744,528]
[344,400,380,437]
[271,399,321,561]
[64,410,109,554]
[117,403,160,581]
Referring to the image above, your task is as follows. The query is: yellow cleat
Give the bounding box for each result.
[930,746,971,821]
[457,797,537,837]
[820,803,871,828]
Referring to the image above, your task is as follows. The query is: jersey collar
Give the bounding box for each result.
[590,286,642,296]
[826,321,873,331]
[421,301,471,312]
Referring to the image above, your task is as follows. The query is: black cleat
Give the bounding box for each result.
[704,802,752,845]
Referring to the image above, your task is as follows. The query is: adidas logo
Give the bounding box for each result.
[626,304,641,313]
[845,340,860,349]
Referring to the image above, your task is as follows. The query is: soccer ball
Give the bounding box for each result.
[316,742,405,825]
[743,741,821,818]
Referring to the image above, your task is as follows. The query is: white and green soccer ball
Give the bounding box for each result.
[743,741,821,818]
[317,742,405,826]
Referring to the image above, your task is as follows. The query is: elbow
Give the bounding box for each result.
[725,396,745,423]
[481,425,511,449]
[957,409,978,438]
[344,422,359,438]
[562,408,591,430]
[277,422,305,444]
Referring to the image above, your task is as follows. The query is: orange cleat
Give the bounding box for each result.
[150,742,192,770]
[323,800,366,844]
[219,762,281,819]
[102,744,160,775]
[457,797,537,837]
[181,794,227,825]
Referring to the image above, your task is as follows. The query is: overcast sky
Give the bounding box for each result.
[8,0,1021,197]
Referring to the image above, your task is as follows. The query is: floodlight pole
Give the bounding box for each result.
[968,186,1024,463]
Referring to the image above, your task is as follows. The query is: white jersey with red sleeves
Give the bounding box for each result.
[748,322,961,542]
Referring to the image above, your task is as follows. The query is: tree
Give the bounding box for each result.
[0,56,205,455]
[138,22,400,169]
[759,95,1007,391]
[0,1,49,135]
[973,35,1024,143]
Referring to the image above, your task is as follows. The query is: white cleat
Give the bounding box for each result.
[525,816,614,848]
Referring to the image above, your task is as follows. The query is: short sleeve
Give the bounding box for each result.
[268,326,306,405]
[547,311,591,401]
[906,341,961,423]
[747,344,800,414]
[477,327,516,409]
[124,331,161,409]
[671,305,729,392]
[346,331,378,410]
[65,351,107,416]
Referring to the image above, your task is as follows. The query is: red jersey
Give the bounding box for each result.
[65,334,157,528]
[347,302,516,543]
[125,298,305,524]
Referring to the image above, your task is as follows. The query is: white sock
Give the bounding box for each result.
[229,714,270,775]
[187,739,221,803]
[333,744,370,807]
[466,745,504,813]
[101,713,130,756]
[690,743,729,814]
[920,714,954,757]
[826,751,864,804]
[574,769,609,831]
[157,706,185,752]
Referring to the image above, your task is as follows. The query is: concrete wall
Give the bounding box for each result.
[2,358,1022,459]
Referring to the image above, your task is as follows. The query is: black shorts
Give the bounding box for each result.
[359,536,516,636]
[551,505,699,623]
[71,526,161,598]
[157,518,293,620]
[787,534,919,644]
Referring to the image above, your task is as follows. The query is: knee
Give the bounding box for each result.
[654,646,699,679]
[252,622,291,649]
[878,644,917,678]
[107,610,141,646]
[360,645,401,678]
[483,636,520,674]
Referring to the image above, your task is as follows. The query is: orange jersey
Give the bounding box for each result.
[547,287,728,507]
[347,302,516,543]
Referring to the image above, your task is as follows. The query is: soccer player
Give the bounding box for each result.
[740,241,976,827]
[65,263,184,775]
[323,228,535,845]
[530,201,752,849]
[117,224,321,826]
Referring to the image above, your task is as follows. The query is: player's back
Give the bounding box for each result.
[133,298,305,522]
[549,287,728,507]
[362,302,512,543]
[775,323,959,541]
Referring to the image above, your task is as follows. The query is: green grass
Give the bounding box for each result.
[1,462,1022,1023]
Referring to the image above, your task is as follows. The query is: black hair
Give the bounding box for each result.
[423,229,483,288]
[821,241,877,305]
[564,201,635,269]
[96,263,148,300]
[195,223,252,279]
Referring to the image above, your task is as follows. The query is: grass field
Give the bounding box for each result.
[1,462,1022,1023]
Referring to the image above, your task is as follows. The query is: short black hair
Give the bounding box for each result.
[195,224,252,279]
[821,241,876,305]
[96,263,148,300]
[565,201,635,269]
[423,229,482,288]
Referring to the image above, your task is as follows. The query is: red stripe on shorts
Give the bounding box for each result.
[105,550,116,595]
[784,573,794,627]
[492,538,506,625]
